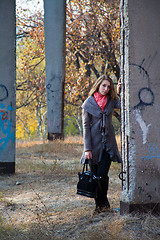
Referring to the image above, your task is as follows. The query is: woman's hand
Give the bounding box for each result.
[117,77,122,96]
[85,151,92,160]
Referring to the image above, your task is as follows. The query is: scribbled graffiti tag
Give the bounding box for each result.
[131,53,157,144]
[0,103,15,151]
[141,143,160,166]
[133,109,151,144]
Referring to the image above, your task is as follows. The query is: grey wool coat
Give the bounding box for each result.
[81,95,122,165]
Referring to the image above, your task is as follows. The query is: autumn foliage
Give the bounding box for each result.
[16,0,120,139]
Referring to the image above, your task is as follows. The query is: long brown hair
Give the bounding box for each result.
[88,75,118,100]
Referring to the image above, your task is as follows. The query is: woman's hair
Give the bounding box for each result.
[88,75,118,100]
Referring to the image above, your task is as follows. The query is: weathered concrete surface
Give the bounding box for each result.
[0,0,16,173]
[44,0,66,139]
[120,0,160,214]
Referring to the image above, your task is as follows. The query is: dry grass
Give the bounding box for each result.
[0,136,159,240]
[16,135,83,148]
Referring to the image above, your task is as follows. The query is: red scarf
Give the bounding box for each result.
[94,92,107,112]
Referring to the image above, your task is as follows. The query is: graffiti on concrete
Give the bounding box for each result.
[131,51,157,92]
[0,101,15,151]
[46,75,63,133]
[0,84,8,101]
[138,186,144,194]
[134,87,154,110]
[46,83,59,101]
[141,143,160,166]
[46,75,62,102]
[131,53,157,144]
[133,109,151,144]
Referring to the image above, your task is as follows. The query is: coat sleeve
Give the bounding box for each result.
[114,99,121,109]
[82,108,92,151]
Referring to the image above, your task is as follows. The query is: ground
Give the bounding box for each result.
[0,138,160,240]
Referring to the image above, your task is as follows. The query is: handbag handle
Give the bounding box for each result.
[89,159,93,182]
[83,159,94,182]
[82,159,89,173]
[82,159,100,181]
[84,158,92,171]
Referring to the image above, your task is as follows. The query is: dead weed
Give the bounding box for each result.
[0,136,159,240]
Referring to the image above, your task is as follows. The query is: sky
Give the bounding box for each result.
[16,0,44,14]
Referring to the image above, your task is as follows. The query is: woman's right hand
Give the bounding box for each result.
[117,77,122,95]
[85,151,92,160]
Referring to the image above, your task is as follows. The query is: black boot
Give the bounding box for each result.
[101,176,110,208]
[94,176,110,212]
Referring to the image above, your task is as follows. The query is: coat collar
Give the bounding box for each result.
[82,95,113,117]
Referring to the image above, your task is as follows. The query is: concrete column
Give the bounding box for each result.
[0,1,16,174]
[44,0,66,139]
[120,0,160,214]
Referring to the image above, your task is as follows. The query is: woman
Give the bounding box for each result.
[81,74,121,214]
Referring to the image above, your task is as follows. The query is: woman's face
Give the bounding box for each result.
[98,80,110,95]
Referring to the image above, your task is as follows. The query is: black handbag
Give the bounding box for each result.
[77,159,98,198]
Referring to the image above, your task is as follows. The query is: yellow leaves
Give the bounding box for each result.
[16,107,38,140]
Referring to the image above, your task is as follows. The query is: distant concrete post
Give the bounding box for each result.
[120,0,160,214]
[0,1,16,174]
[44,0,66,140]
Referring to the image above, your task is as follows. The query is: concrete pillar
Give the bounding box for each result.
[120,0,160,214]
[44,0,66,139]
[0,1,16,174]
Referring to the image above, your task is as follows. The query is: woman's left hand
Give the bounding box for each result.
[85,151,92,160]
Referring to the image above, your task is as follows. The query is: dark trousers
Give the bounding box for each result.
[92,150,111,207]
